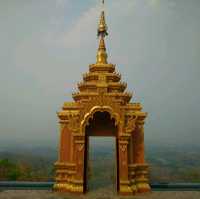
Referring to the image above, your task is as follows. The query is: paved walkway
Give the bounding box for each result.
[0,190,200,199]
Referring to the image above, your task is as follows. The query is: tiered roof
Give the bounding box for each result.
[72,10,132,104]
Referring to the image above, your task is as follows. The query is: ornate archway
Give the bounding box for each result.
[53,1,151,195]
[54,94,151,195]
[81,106,120,135]
[83,110,118,193]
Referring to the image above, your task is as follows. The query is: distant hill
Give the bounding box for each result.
[0,143,200,184]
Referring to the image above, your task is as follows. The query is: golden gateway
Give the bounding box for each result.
[54,2,151,195]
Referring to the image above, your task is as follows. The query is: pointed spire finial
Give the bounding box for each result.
[97,0,108,37]
[96,0,108,64]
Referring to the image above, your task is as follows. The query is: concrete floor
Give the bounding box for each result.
[0,190,200,199]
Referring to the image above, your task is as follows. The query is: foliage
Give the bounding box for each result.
[0,159,18,180]
[0,145,200,184]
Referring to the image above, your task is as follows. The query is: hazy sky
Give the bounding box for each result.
[0,0,200,147]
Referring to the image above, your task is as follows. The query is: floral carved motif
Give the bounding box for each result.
[119,144,127,152]
[68,115,80,132]
[80,93,123,120]
[77,143,84,152]
[125,115,137,133]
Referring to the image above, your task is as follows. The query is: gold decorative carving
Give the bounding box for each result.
[125,115,137,133]
[80,104,121,135]
[82,94,121,113]
[77,144,84,152]
[54,0,150,195]
[68,115,80,133]
[120,144,127,152]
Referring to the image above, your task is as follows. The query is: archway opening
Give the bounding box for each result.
[84,111,119,193]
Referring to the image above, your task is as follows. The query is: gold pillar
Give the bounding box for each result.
[134,121,151,193]
[54,123,74,192]
[72,138,85,193]
[128,134,137,194]
[118,138,132,195]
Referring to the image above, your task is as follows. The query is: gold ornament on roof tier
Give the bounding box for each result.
[54,0,151,195]
[98,11,108,37]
